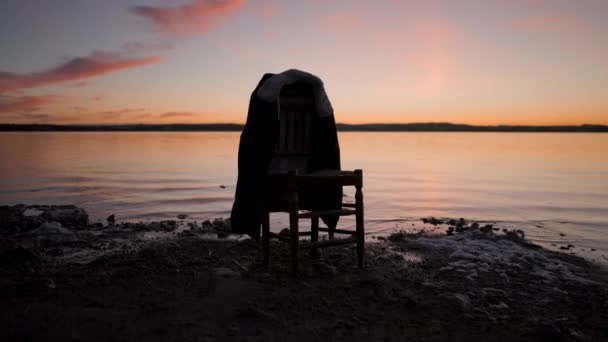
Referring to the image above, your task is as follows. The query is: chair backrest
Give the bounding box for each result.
[268,83,314,174]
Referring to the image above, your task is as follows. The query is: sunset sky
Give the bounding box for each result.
[0,0,606,125]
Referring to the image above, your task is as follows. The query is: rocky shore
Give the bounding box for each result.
[1,205,607,341]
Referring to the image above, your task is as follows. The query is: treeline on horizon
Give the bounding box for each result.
[0,123,607,132]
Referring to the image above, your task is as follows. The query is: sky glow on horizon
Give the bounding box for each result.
[0,0,606,125]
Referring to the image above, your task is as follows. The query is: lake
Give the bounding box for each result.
[1,132,607,262]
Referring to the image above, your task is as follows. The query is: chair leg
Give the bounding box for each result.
[327,218,337,240]
[262,208,270,268]
[289,200,299,274]
[355,179,364,268]
[311,216,319,259]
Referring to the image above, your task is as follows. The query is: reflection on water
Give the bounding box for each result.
[1,132,607,256]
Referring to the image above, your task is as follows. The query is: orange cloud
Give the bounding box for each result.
[0,51,161,92]
[0,95,58,113]
[130,0,245,36]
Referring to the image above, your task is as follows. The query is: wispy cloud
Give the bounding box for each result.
[0,95,58,113]
[0,51,161,93]
[130,0,246,36]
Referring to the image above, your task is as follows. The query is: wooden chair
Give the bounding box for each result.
[261,87,364,273]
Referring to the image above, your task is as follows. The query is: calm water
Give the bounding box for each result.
[1,132,607,260]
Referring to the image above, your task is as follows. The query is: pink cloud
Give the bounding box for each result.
[0,51,161,93]
[0,95,58,113]
[130,0,246,36]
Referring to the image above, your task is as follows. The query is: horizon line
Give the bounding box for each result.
[1,122,606,132]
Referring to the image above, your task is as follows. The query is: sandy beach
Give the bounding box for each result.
[1,204,607,341]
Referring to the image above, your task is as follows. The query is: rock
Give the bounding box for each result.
[106,214,115,224]
[1,205,89,236]
[41,205,88,227]
[470,222,480,229]
[219,185,226,189]
[177,214,187,220]
[422,217,443,225]
[480,224,494,233]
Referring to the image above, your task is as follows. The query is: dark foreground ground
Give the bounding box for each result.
[1,205,607,341]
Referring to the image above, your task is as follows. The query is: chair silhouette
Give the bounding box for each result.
[261,83,364,273]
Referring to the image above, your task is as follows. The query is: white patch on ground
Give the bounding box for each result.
[413,232,596,284]
[23,208,44,217]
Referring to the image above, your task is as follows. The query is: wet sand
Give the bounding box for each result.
[1,205,607,341]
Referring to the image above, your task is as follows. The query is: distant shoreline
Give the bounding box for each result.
[1,123,607,132]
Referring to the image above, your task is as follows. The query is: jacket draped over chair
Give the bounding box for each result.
[230,71,342,239]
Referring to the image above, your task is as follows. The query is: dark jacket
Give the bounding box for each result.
[230,73,342,239]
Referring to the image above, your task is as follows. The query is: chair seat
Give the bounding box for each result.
[262,169,364,273]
